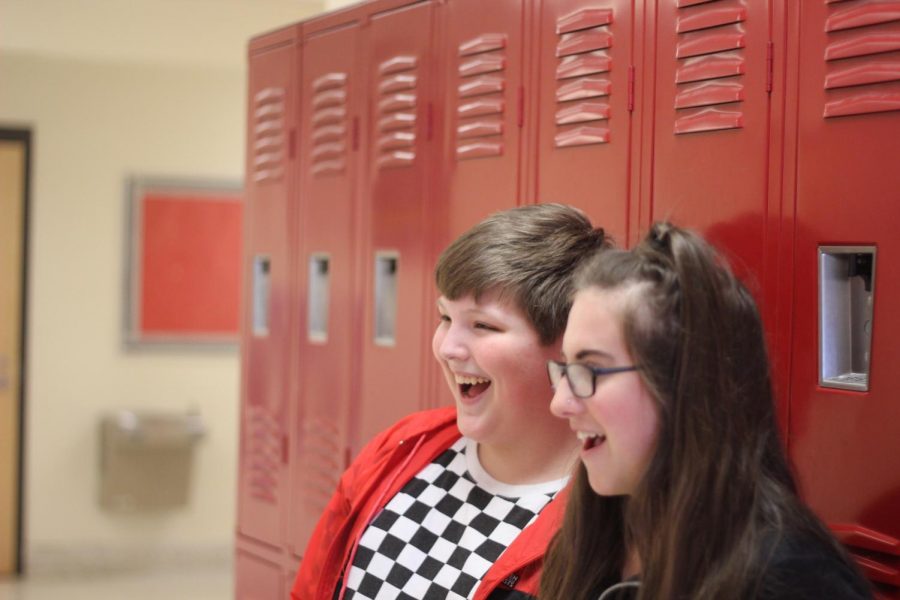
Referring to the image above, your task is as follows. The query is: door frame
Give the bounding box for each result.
[0,127,31,575]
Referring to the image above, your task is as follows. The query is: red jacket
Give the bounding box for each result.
[290,406,568,600]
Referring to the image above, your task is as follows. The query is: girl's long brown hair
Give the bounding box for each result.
[540,223,862,600]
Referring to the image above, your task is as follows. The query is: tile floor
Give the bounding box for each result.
[0,564,232,600]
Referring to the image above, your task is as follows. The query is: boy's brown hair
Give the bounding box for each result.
[435,203,610,345]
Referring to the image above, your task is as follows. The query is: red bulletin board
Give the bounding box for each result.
[126,177,243,346]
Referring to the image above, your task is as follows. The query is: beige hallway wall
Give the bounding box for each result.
[0,51,243,571]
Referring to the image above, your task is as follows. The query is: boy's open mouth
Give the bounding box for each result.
[456,375,491,399]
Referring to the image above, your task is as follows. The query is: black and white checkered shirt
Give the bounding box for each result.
[343,437,567,599]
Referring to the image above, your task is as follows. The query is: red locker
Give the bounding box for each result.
[289,12,366,557]
[426,0,532,409]
[356,0,438,450]
[644,0,774,285]
[533,0,636,244]
[235,551,282,600]
[438,0,528,241]
[788,1,900,596]
[641,0,788,423]
[237,2,900,596]
[238,25,299,548]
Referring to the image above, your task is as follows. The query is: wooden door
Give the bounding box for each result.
[0,129,29,575]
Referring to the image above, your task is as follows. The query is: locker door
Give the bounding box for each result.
[235,551,283,600]
[238,29,298,547]
[290,18,363,557]
[646,0,772,285]
[440,0,526,241]
[534,0,636,243]
[790,2,900,596]
[357,1,436,452]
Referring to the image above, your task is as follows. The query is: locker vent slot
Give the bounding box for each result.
[246,405,281,504]
[307,254,330,342]
[299,417,342,513]
[252,256,271,336]
[674,0,747,134]
[456,33,507,160]
[252,87,286,183]
[311,72,349,177]
[554,8,613,147]
[373,252,399,346]
[377,55,418,169]
[831,524,900,590]
[819,246,876,392]
[824,0,900,118]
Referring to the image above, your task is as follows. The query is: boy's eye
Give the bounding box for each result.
[438,314,451,323]
[474,322,498,331]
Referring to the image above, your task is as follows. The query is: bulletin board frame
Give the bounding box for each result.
[124,176,243,349]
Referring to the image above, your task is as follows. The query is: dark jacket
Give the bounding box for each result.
[593,530,873,600]
[756,529,873,599]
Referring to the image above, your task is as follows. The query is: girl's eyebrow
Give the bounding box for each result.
[574,349,614,361]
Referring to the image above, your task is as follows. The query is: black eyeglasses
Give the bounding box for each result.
[546,360,639,399]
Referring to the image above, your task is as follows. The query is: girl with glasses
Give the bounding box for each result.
[292,204,610,600]
[542,223,872,600]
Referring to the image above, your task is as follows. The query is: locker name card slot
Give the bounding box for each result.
[252,255,271,336]
[819,245,876,392]
[374,252,399,347]
[308,254,331,342]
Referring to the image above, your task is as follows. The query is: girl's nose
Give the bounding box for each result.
[549,374,583,418]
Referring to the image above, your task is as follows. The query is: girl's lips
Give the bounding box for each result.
[577,432,607,451]
[581,438,607,461]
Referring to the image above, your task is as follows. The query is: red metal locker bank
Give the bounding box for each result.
[532,0,636,241]
[236,1,900,597]
[784,3,900,595]
[236,23,301,596]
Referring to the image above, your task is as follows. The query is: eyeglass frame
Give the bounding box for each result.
[546,360,640,399]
